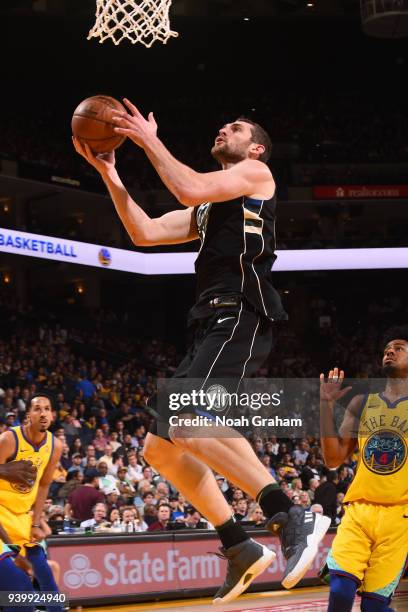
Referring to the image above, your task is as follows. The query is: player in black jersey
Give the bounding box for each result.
[73,102,330,603]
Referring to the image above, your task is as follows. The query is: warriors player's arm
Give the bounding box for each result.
[0,521,12,546]
[0,431,17,464]
[320,394,362,468]
[31,437,63,527]
[0,433,37,486]
[143,140,274,205]
[101,168,198,245]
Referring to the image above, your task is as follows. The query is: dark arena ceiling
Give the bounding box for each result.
[1,0,360,20]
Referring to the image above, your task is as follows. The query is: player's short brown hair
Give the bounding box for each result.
[236,116,273,163]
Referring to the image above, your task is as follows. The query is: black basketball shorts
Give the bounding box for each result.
[148,300,273,439]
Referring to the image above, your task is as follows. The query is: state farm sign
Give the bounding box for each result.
[49,533,334,601]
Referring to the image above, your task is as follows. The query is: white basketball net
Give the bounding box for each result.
[88,0,178,47]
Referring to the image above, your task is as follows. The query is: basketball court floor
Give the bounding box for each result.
[79,580,408,611]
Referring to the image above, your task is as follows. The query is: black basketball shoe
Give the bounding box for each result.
[212,538,276,604]
[267,506,331,589]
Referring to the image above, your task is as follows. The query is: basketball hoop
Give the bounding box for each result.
[360,0,408,38]
[88,0,179,47]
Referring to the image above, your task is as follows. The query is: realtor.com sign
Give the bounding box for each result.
[313,184,408,199]
[49,533,334,600]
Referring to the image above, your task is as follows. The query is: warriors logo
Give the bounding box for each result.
[10,459,40,493]
[363,430,407,475]
[98,248,111,266]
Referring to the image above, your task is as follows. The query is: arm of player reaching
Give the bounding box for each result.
[31,437,63,543]
[111,100,274,206]
[72,138,198,246]
[320,368,360,468]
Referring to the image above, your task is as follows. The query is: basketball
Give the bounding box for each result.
[71,95,127,154]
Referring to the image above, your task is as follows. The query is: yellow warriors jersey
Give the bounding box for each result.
[0,426,54,513]
[345,392,408,504]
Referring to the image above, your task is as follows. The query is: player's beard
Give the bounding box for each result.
[211,142,246,164]
[381,363,399,377]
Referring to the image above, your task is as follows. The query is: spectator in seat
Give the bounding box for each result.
[70,437,85,457]
[260,454,277,479]
[143,504,158,527]
[105,486,124,515]
[97,460,117,494]
[335,492,345,525]
[299,490,311,509]
[293,439,309,465]
[280,453,298,478]
[98,443,114,472]
[336,464,353,494]
[109,508,120,525]
[65,473,105,522]
[61,413,79,440]
[234,498,248,522]
[81,444,97,468]
[126,451,143,485]
[147,503,172,531]
[76,375,95,401]
[108,431,122,453]
[116,466,135,503]
[265,436,279,458]
[314,469,338,524]
[307,477,320,502]
[155,481,170,500]
[169,494,184,520]
[92,428,108,453]
[183,507,208,529]
[246,503,265,525]
[290,477,303,496]
[120,506,147,532]
[141,466,154,483]
[80,502,107,529]
[83,456,99,479]
[57,468,83,502]
[49,460,67,498]
[300,454,321,489]
[110,454,124,477]
[60,442,72,471]
[67,453,84,475]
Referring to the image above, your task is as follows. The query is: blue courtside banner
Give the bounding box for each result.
[0,228,407,274]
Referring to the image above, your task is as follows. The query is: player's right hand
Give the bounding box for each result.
[72,136,116,173]
[0,460,37,486]
[320,367,352,402]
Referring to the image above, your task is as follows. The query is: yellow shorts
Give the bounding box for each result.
[327,501,408,596]
[0,504,35,557]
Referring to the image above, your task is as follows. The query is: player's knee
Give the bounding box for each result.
[328,573,358,612]
[360,592,393,611]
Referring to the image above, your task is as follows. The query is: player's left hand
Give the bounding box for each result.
[111,98,158,147]
[30,525,46,543]
[320,367,352,402]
